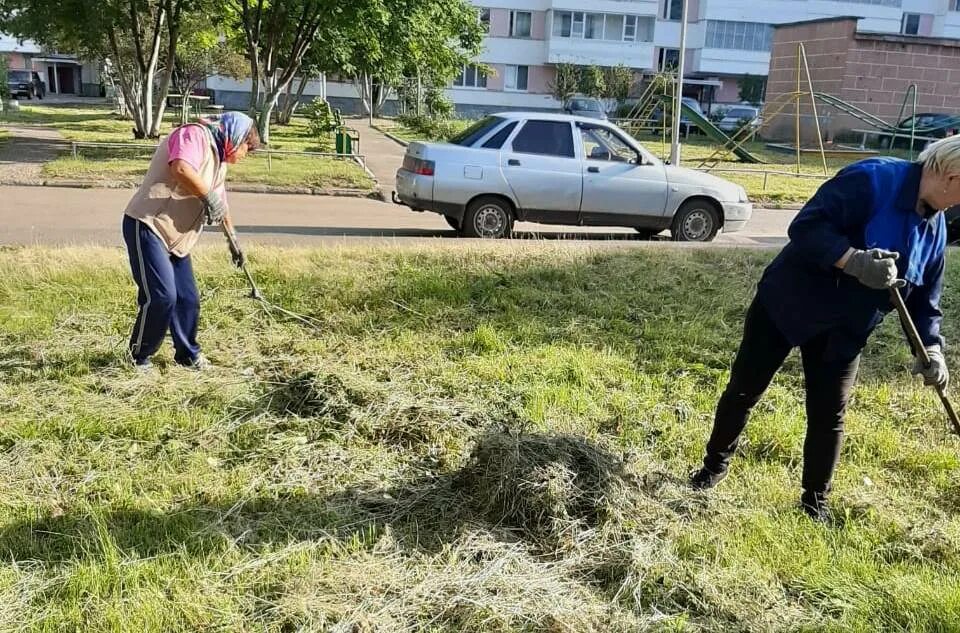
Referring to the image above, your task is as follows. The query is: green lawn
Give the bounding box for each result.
[2,245,959,631]
[5,104,374,190]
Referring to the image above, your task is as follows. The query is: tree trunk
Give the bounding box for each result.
[278,74,309,125]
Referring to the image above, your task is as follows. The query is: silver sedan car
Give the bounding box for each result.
[393,112,752,241]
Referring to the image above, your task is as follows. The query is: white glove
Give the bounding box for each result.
[913,345,949,388]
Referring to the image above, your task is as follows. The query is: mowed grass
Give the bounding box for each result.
[4,104,374,190]
[2,245,960,632]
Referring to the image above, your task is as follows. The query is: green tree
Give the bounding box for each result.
[227,0,356,144]
[344,0,484,118]
[578,64,606,99]
[0,55,9,101]
[174,22,248,122]
[0,0,195,138]
[603,65,633,101]
[549,63,579,103]
[737,74,765,104]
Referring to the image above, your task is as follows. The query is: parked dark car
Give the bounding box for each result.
[880,113,960,149]
[6,69,45,100]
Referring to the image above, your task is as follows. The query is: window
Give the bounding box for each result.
[580,125,638,163]
[553,12,572,37]
[553,12,645,42]
[605,15,624,41]
[505,65,528,91]
[512,120,575,158]
[664,0,683,21]
[453,64,487,88]
[658,48,680,72]
[585,13,603,39]
[902,13,920,35]
[510,11,532,37]
[705,20,773,51]
[572,12,585,37]
[450,117,505,147]
[624,15,637,41]
[479,7,490,30]
[482,121,518,149]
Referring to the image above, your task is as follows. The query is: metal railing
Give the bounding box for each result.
[67,141,376,182]
[692,166,829,191]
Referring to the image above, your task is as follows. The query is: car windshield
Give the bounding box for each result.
[448,116,505,146]
[570,99,601,111]
[726,108,756,119]
[9,71,31,81]
[682,98,702,113]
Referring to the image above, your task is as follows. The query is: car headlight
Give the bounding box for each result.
[737,186,749,203]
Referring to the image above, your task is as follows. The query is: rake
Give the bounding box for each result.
[889,286,960,436]
[222,227,324,332]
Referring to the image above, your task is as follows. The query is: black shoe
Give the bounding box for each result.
[800,491,832,524]
[689,466,728,490]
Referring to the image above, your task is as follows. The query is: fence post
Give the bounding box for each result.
[267,151,272,171]
[72,142,77,159]
[763,171,769,191]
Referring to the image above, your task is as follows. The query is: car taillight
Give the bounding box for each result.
[403,155,435,176]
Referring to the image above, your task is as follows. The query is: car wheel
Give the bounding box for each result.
[462,196,514,239]
[672,200,721,242]
[445,215,462,232]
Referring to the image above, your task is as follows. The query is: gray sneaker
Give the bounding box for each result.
[132,358,155,374]
[183,354,214,371]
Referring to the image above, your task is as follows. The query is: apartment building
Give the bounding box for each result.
[451,0,960,115]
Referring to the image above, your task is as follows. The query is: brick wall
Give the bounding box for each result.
[765,17,960,143]
[764,18,855,142]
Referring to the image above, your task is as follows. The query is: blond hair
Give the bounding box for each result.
[919,134,960,175]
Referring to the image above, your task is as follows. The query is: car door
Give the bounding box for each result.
[502,119,583,224]
[577,123,669,226]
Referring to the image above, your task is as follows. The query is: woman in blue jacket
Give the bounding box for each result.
[690,136,960,522]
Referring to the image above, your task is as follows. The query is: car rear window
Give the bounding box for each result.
[570,99,600,111]
[511,120,575,158]
[726,108,755,118]
[9,71,31,81]
[481,121,518,149]
[449,116,505,147]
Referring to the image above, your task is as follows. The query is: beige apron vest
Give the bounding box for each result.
[124,125,226,257]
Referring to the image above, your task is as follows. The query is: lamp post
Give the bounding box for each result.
[670,0,689,166]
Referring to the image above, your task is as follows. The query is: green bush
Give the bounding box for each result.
[396,113,460,141]
[424,87,454,119]
[304,97,340,149]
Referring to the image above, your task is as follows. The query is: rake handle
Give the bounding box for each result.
[221,224,262,300]
[889,287,960,436]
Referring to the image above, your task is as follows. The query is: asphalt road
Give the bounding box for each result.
[0,185,796,248]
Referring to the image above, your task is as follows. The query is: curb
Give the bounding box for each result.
[372,125,410,148]
[0,178,386,200]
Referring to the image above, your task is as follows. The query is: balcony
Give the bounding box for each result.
[693,48,771,76]
[550,0,658,17]
[547,37,655,69]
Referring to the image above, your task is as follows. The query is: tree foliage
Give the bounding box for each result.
[0,0,196,138]
[174,20,248,112]
[577,65,606,99]
[549,63,579,103]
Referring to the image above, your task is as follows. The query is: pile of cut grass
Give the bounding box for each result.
[1,244,959,632]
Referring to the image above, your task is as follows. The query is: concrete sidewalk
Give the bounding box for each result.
[348,118,406,192]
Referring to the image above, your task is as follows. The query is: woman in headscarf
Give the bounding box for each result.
[122,111,260,371]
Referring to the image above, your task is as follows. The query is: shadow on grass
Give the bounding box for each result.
[0,432,648,565]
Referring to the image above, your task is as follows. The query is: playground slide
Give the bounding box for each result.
[675,100,765,164]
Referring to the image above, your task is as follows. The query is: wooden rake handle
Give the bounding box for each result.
[889,287,960,436]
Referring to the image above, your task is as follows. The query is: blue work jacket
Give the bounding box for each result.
[758,158,946,360]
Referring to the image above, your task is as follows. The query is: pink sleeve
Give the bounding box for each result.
[167,125,209,172]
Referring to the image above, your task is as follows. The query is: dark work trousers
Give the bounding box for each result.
[703,298,862,495]
[122,215,201,365]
